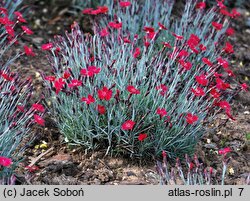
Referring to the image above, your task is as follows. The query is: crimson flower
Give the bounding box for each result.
[54,78,65,94]
[120,1,131,7]
[21,26,33,35]
[177,50,189,58]
[157,108,167,118]
[195,74,208,86]
[97,104,106,115]
[226,27,235,36]
[34,114,45,126]
[24,45,35,56]
[202,57,213,66]
[196,2,206,9]
[5,25,15,37]
[98,86,112,101]
[191,87,205,96]
[212,21,223,30]
[231,8,241,18]
[199,44,207,51]
[0,16,14,25]
[143,26,155,33]
[68,79,82,88]
[25,165,39,173]
[14,11,26,23]
[81,66,101,77]
[187,34,200,48]
[138,133,147,141]
[17,105,25,112]
[217,57,229,69]
[63,71,71,79]
[223,42,234,54]
[179,60,192,70]
[82,8,93,14]
[216,78,230,90]
[162,151,167,158]
[156,84,168,96]
[241,83,248,91]
[158,22,167,30]
[81,95,95,105]
[0,156,12,167]
[217,1,226,9]
[100,28,109,37]
[186,113,198,124]
[210,88,220,99]
[121,120,135,130]
[41,43,53,51]
[127,85,140,94]
[162,42,172,48]
[45,75,56,82]
[32,103,45,112]
[172,33,183,40]
[0,7,8,15]
[133,47,141,58]
[218,147,231,155]
[1,72,13,81]
[108,21,122,29]
[219,100,231,112]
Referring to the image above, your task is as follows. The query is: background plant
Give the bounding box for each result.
[0,2,45,184]
[42,0,245,159]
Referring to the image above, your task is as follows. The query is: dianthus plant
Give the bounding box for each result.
[0,3,45,184]
[43,1,246,158]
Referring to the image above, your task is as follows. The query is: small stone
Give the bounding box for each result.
[244,111,250,115]
[213,135,220,142]
[204,143,218,149]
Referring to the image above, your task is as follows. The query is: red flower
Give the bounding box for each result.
[17,105,25,112]
[202,57,213,66]
[186,113,198,124]
[82,8,93,14]
[127,85,140,94]
[218,147,231,155]
[158,22,167,30]
[217,1,226,9]
[120,1,131,7]
[162,42,172,48]
[121,120,135,130]
[199,44,207,51]
[223,42,234,54]
[100,28,109,37]
[191,87,205,96]
[25,165,39,173]
[34,114,45,126]
[68,79,82,88]
[0,7,8,15]
[5,25,15,37]
[0,156,12,167]
[217,57,229,69]
[157,108,167,118]
[156,84,168,96]
[187,34,200,48]
[0,16,14,25]
[196,2,206,9]
[230,8,241,18]
[241,83,248,91]
[138,133,147,141]
[219,100,231,112]
[162,151,167,158]
[14,11,26,23]
[98,86,112,101]
[179,60,192,70]
[21,26,33,35]
[63,71,71,79]
[1,72,13,81]
[177,50,189,58]
[226,27,235,36]
[195,74,208,86]
[108,21,122,29]
[216,78,230,90]
[54,78,65,94]
[172,33,183,40]
[41,43,53,51]
[143,26,155,33]
[32,103,45,112]
[24,45,35,56]
[133,47,141,58]
[45,75,56,82]
[210,88,220,99]
[212,21,223,30]
[81,94,95,105]
[81,66,100,77]
[97,104,106,114]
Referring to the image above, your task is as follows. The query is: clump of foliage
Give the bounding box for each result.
[0,1,45,184]
[42,0,247,159]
